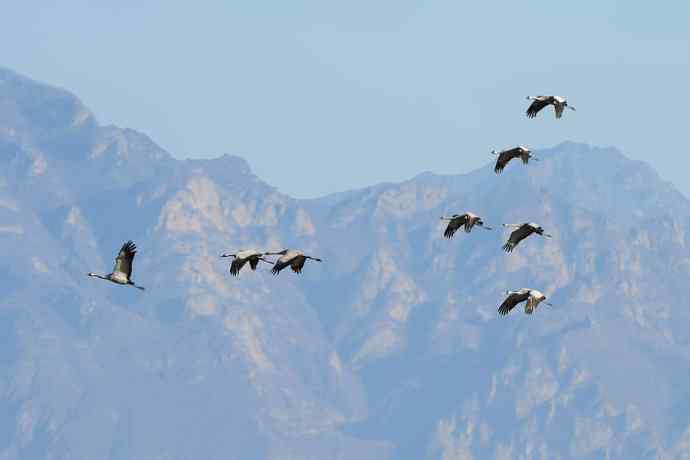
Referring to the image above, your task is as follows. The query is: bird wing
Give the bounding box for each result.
[498,291,530,316]
[520,149,530,164]
[464,216,479,232]
[249,256,260,270]
[526,97,551,118]
[290,255,307,273]
[444,215,467,238]
[494,149,520,173]
[271,255,293,275]
[554,103,564,119]
[112,240,136,278]
[525,294,542,314]
[502,224,534,253]
[230,258,248,276]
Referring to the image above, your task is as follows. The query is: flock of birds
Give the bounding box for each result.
[88,95,574,317]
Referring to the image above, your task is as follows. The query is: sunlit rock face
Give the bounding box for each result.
[3,68,690,459]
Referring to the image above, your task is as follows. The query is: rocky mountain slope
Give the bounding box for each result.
[2,68,690,459]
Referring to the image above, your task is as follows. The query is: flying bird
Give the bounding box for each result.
[220,249,273,276]
[498,289,552,316]
[440,212,492,239]
[88,240,145,290]
[265,249,322,275]
[491,146,536,174]
[502,223,552,252]
[525,95,575,119]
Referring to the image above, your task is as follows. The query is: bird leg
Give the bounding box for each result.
[502,224,522,228]
[258,257,274,265]
[220,253,236,258]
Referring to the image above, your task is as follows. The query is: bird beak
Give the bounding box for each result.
[531,157,540,162]
[544,234,553,238]
[482,226,493,230]
[545,302,554,307]
[569,106,576,111]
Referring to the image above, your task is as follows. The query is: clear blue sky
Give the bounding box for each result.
[1,1,689,198]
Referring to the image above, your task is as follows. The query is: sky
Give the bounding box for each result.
[1,1,689,198]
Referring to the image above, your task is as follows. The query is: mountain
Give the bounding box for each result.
[2,68,690,459]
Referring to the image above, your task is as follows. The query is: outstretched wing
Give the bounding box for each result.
[271,256,292,275]
[230,258,248,276]
[444,215,468,238]
[494,148,519,173]
[526,96,551,118]
[519,149,530,164]
[290,255,307,273]
[498,291,530,316]
[554,103,564,119]
[502,224,534,253]
[113,240,136,278]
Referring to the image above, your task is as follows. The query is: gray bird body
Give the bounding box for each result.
[498,289,551,316]
[441,212,492,238]
[492,146,533,173]
[502,222,552,252]
[266,249,322,275]
[526,95,575,119]
[221,249,273,276]
[88,240,145,290]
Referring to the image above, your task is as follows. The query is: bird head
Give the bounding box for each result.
[220,253,236,258]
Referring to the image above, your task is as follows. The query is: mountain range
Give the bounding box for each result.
[2,67,690,459]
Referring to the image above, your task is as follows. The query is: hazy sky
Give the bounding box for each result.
[1,1,689,198]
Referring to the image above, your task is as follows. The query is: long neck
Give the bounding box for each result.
[89,273,110,280]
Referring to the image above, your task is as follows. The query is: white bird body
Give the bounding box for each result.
[498,288,552,316]
[526,95,575,119]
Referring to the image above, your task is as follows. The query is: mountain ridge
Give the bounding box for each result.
[2,68,690,459]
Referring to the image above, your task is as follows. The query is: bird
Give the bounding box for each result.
[265,249,322,275]
[220,249,273,276]
[88,240,145,290]
[498,289,552,316]
[502,222,552,252]
[440,212,492,239]
[491,146,536,174]
[525,95,576,119]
